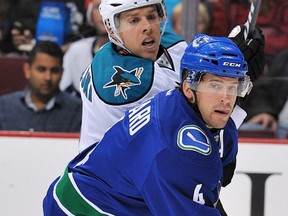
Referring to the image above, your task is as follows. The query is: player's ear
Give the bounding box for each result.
[182,80,195,103]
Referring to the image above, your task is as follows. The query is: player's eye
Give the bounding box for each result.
[129,18,139,25]
[209,82,222,91]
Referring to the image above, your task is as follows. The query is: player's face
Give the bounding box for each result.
[197,74,238,128]
[24,52,63,100]
[185,74,238,129]
[118,5,161,61]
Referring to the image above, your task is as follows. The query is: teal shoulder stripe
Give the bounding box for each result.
[54,167,113,216]
[161,31,185,48]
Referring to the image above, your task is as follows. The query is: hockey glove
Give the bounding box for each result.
[228,25,265,83]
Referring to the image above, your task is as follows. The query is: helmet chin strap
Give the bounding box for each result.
[110,33,132,54]
[114,44,131,55]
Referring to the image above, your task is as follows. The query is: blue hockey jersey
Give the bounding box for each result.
[43,89,238,215]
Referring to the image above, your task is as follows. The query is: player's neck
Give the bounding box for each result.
[93,37,109,54]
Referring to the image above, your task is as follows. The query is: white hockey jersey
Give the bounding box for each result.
[79,31,187,151]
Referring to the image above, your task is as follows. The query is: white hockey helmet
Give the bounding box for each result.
[99,0,168,51]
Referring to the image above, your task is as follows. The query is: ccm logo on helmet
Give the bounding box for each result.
[223,62,241,67]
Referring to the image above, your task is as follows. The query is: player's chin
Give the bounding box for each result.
[140,50,158,61]
[210,118,229,129]
[140,42,159,61]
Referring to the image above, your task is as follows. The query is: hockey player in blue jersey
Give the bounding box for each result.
[56,0,263,214]
[43,34,253,215]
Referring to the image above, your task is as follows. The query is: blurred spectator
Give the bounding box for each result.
[240,50,288,139]
[208,0,248,37]
[256,0,288,64]
[0,0,41,56]
[0,0,88,56]
[172,1,211,36]
[0,41,82,132]
[60,0,108,96]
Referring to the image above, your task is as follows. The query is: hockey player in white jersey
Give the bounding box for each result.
[78,0,264,152]
[43,34,253,215]
[79,0,187,151]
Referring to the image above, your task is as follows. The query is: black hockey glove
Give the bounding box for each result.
[228,25,265,83]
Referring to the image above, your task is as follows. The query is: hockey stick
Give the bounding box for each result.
[244,0,262,40]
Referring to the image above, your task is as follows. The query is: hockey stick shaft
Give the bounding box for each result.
[244,0,262,40]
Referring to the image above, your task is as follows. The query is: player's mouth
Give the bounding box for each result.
[214,109,230,116]
[142,38,155,48]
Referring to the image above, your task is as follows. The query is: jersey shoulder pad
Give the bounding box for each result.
[161,31,185,48]
[90,43,155,105]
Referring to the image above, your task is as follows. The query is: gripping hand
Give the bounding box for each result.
[228,25,265,83]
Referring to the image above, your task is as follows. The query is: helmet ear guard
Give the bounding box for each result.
[180,34,253,97]
[183,69,202,89]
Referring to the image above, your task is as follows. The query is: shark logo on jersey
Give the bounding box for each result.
[177,125,211,155]
[103,66,144,99]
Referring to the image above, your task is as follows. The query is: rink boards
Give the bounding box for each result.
[0,132,287,216]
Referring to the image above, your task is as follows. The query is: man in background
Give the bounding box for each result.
[0,41,82,132]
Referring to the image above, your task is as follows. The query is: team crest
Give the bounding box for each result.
[192,35,212,48]
[103,66,144,99]
[177,125,211,155]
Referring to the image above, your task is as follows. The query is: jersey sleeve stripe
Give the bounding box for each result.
[54,167,114,216]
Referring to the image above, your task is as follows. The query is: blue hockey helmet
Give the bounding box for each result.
[180,34,252,97]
